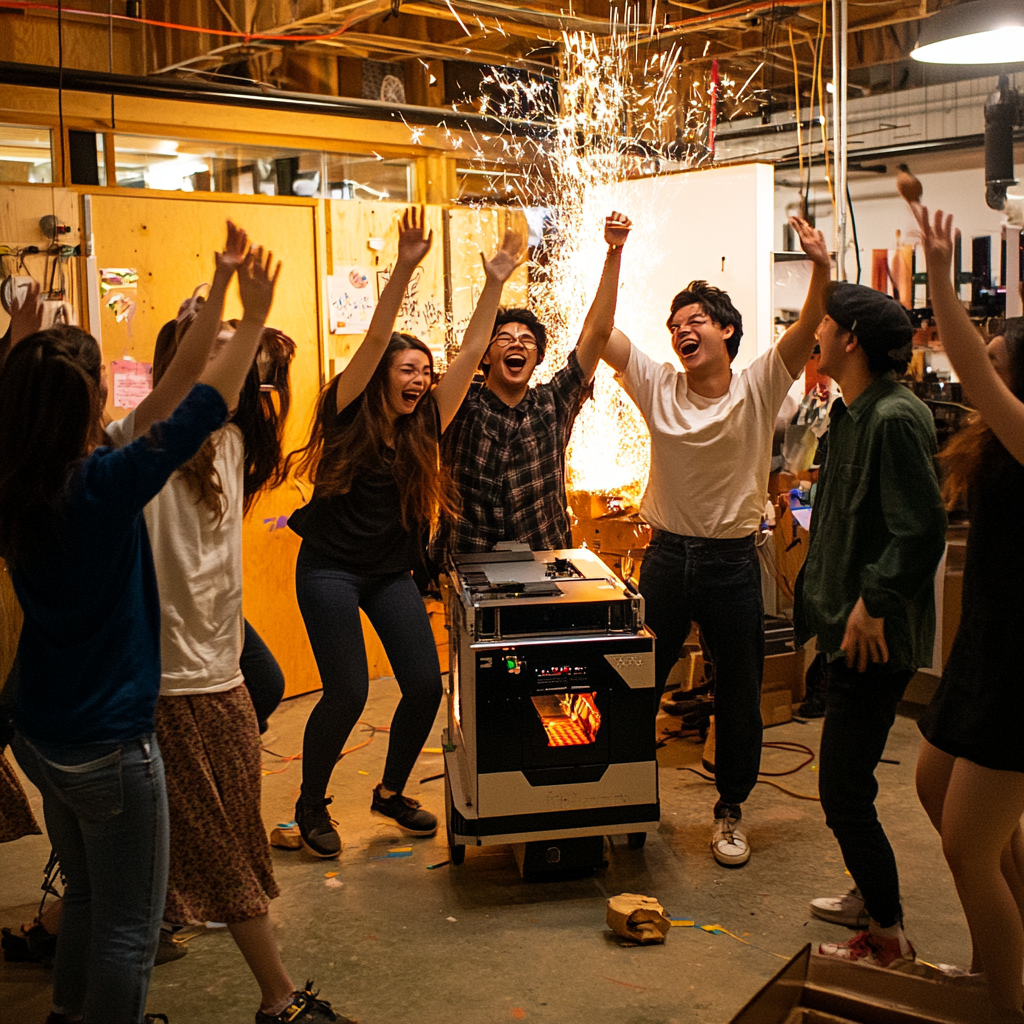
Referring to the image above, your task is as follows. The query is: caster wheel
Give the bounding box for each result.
[627,832,647,850]
[445,773,465,866]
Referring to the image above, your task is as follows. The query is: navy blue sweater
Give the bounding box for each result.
[11,384,227,745]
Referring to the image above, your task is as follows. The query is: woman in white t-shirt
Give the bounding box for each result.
[108,235,349,1024]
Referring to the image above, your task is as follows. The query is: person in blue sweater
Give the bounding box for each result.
[0,243,280,1024]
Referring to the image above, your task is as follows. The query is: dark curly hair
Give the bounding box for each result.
[667,281,744,361]
[482,308,548,376]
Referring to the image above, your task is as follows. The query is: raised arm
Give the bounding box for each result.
[200,247,280,405]
[131,220,248,437]
[333,206,433,414]
[433,229,526,431]
[911,204,1024,465]
[575,213,632,380]
[776,216,832,378]
[602,327,632,373]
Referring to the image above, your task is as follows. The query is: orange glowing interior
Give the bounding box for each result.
[531,693,601,747]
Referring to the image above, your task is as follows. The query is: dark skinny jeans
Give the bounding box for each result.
[819,658,913,929]
[295,542,443,801]
[240,620,285,734]
[639,530,765,807]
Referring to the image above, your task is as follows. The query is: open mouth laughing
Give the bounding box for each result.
[677,337,700,359]
[503,352,528,373]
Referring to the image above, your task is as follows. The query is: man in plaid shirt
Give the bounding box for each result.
[439,213,633,556]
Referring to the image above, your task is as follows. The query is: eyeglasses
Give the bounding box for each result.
[490,333,538,350]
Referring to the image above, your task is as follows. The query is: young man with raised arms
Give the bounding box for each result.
[600,216,830,868]
[439,212,632,556]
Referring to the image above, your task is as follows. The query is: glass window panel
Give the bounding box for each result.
[0,124,53,183]
[324,153,414,202]
[111,135,413,200]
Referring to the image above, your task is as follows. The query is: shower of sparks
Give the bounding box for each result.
[424,13,769,498]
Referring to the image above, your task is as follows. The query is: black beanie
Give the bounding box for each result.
[826,282,914,372]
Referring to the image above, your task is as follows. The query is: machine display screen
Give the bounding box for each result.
[530,692,601,747]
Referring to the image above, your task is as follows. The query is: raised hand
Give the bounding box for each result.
[790,215,830,268]
[396,206,433,268]
[9,278,45,345]
[605,211,632,248]
[237,246,281,326]
[910,205,954,278]
[214,220,249,278]
[481,229,526,285]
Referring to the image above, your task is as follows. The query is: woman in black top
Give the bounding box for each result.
[911,203,1024,1019]
[288,207,525,857]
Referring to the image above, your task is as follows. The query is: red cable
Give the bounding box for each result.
[0,0,356,41]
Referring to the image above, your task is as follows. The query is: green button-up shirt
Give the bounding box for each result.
[794,373,947,673]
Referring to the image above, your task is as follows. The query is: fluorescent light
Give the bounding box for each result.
[912,0,1024,64]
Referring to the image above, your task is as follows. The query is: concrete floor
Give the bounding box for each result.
[0,681,973,1024]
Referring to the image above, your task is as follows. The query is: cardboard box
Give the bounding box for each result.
[761,688,793,727]
[763,649,807,702]
[728,945,1005,1023]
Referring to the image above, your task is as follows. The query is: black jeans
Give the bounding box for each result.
[240,620,285,734]
[639,530,765,807]
[818,659,913,928]
[295,543,443,800]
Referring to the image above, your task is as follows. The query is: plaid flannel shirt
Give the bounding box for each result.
[438,349,590,557]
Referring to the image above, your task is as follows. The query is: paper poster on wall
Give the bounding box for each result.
[375,265,445,344]
[99,268,138,295]
[111,359,152,410]
[327,268,375,334]
[100,267,138,327]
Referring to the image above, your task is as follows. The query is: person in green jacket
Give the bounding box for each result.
[794,283,947,971]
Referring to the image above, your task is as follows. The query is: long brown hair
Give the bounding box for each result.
[939,317,1024,506]
[0,327,107,565]
[287,333,457,534]
[230,324,296,514]
[153,317,226,524]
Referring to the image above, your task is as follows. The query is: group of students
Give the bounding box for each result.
[0,186,1020,1023]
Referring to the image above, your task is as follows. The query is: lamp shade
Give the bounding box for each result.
[912,0,1024,64]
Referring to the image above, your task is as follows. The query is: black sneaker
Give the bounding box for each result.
[294,796,342,859]
[255,981,353,1023]
[370,785,437,835]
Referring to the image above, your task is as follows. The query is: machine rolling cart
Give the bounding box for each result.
[442,548,659,876]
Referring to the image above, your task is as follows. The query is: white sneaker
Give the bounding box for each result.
[810,887,870,928]
[711,811,750,867]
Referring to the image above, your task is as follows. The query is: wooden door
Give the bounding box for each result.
[90,193,323,697]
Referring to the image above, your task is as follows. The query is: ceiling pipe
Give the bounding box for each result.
[0,60,551,138]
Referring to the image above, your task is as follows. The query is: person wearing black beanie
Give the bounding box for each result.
[794,282,947,970]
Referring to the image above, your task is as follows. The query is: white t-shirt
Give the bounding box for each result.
[616,344,796,539]
[106,413,245,695]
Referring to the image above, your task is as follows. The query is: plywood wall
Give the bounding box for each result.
[447,206,529,358]
[323,200,447,379]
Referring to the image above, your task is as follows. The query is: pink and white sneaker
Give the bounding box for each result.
[818,929,916,970]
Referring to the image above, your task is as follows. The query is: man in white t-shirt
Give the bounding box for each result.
[602,216,831,868]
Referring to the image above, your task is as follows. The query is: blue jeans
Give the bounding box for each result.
[11,731,169,1024]
[295,542,444,800]
[818,659,913,928]
[639,530,765,806]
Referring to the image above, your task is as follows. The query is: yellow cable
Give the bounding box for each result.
[788,26,805,196]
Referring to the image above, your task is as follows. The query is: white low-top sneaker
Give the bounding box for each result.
[810,887,870,928]
[711,812,750,867]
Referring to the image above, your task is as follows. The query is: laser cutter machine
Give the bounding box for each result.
[442,547,659,876]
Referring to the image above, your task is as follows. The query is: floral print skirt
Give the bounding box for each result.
[156,686,280,924]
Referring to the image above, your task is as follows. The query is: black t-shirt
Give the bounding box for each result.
[288,396,425,575]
